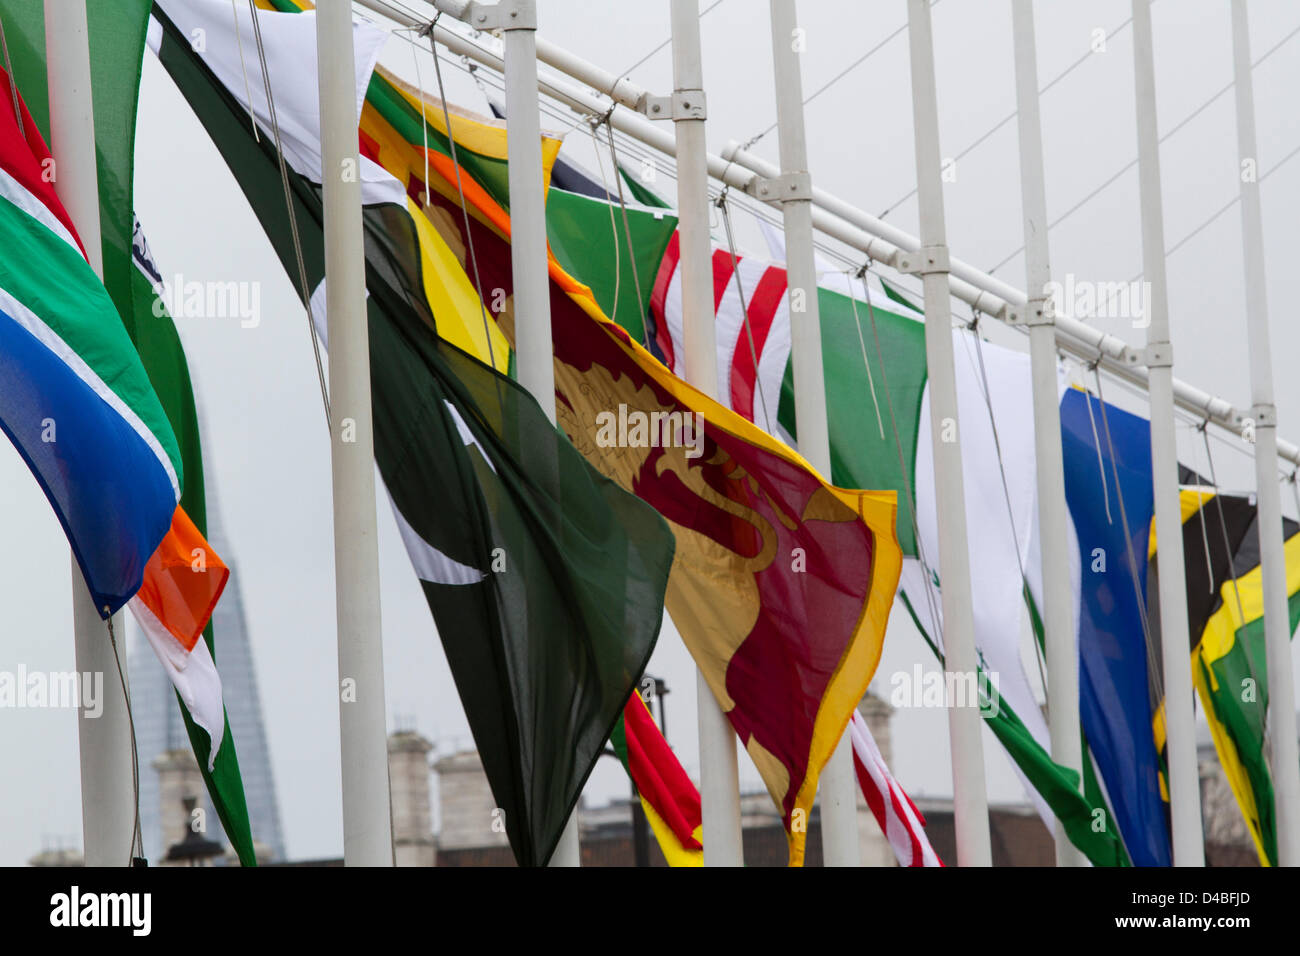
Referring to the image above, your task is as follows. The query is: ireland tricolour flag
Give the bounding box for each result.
[0,67,180,612]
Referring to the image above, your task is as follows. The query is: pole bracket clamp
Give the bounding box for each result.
[458,0,536,32]
[641,90,707,121]
[1124,341,1172,369]
[744,171,812,205]
[1005,295,1056,327]
[1246,403,1277,427]
[896,244,950,276]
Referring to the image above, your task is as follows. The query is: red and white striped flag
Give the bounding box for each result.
[649,233,793,436]
[850,711,943,867]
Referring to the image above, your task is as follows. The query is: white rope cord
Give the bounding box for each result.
[602,116,655,351]
[1198,425,1251,646]
[247,0,330,425]
[855,266,947,662]
[966,317,1047,697]
[843,268,885,441]
[1187,423,1218,590]
[106,615,144,865]
[230,0,260,142]
[1195,424,1270,753]
[1090,368,1161,705]
[1081,368,1114,526]
[715,192,771,431]
[421,15,503,378]
[405,28,432,208]
[585,117,623,327]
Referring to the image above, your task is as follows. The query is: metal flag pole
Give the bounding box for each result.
[426,0,581,865]
[670,0,745,866]
[316,0,393,866]
[1130,0,1203,866]
[767,0,860,867]
[363,0,1300,471]
[43,0,134,867]
[905,0,992,867]
[1230,0,1300,867]
[1009,0,1085,868]
[365,2,1300,470]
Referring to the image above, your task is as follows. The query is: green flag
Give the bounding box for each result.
[152,0,677,865]
[545,186,677,348]
[0,0,257,865]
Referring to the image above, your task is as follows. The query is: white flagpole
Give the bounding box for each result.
[1130,0,1204,866]
[315,0,394,866]
[43,0,134,867]
[767,0,860,867]
[497,0,581,867]
[423,0,581,865]
[670,0,745,866]
[1010,0,1085,867]
[394,12,1300,472]
[496,0,579,868]
[1230,0,1300,867]
[905,0,992,867]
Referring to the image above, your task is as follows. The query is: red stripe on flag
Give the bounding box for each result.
[649,231,680,370]
[0,70,88,260]
[888,777,928,867]
[623,695,702,850]
[729,266,787,421]
[853,747,889,832]
[711,247,737,312]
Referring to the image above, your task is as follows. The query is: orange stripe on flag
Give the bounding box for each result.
[133,506,229,652]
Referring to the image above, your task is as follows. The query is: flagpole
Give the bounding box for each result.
[1130,0,1204,866]
[42,0,136,867]
[420,0,582,865]
[1230,0,1300,867]
[499,0,581,868]
[1010,0,1085,868]
[669,0,745,867]
[766,0,860,867]
[403,13,1300,471]
[315,0,394,866]
[905,0,992,867]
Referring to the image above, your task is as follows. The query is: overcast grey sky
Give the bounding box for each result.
[2,0,1299,865]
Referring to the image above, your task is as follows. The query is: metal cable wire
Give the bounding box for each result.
[878,13,1133,220]
[603,119,653,350]
[422,16,503,377]
[248,0,331,426]
[746,5,933,152]
[106,615,144,865]
[715,194,771,430]
[856,266,947,660]
[986,21,1300,276]
[1090,369,1161,704]
[619,0,728,78]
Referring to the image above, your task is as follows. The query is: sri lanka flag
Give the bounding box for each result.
[0,68,181,613]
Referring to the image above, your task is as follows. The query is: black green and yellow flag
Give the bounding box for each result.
[1149,473,1300,865]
